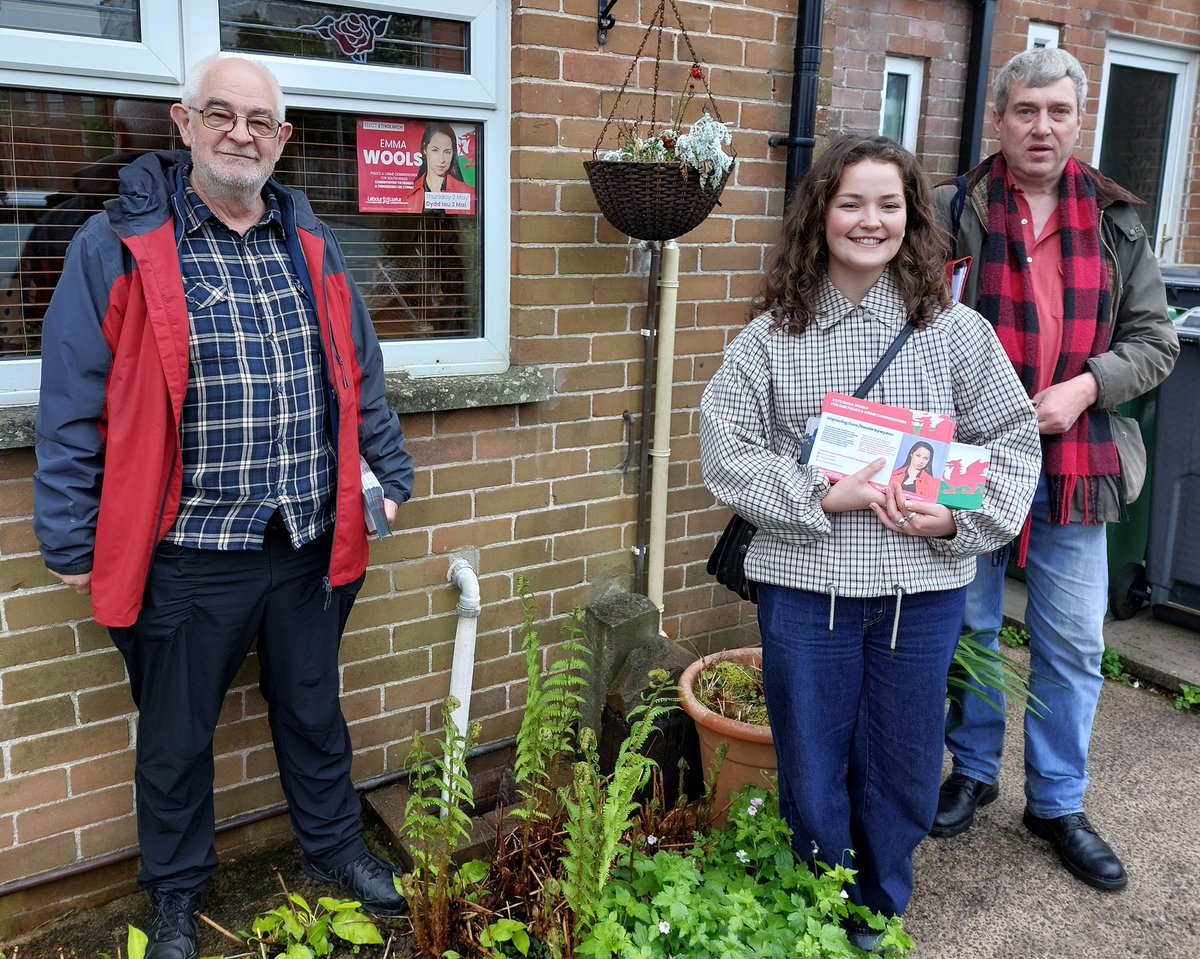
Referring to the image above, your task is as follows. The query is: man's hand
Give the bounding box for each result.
[384,497,398,527]
[53,570,92,596]
[1032,372,1099,435]
[821,458,888,514]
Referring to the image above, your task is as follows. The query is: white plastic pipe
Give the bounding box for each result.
[647,240,681,613]
[447,556,481,739]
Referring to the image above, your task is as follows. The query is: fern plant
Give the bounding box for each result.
[398,696,480,958]
[510,574,590,834]
[559,668,676,944]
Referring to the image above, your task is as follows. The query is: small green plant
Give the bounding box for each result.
[559,669,676,945]
[949,632,1046,716]
[999,624,1031,648]
[693,659,768,726]
[1101,647,1134,686]
[1175,683,1200,712]
[398,696,480,958]
[245,885,383,957]
[576,785,912,958]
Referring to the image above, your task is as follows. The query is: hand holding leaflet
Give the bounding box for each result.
[360,456,391,538]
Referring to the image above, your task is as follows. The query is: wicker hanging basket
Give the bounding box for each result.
[584,160,730,242]
[586,0,735,242]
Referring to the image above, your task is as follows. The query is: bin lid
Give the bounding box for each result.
[1160,263,1200,289]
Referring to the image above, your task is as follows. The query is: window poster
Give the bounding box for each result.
[356,117,479,215]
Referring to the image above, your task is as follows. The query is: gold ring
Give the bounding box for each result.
[895,516,908,528]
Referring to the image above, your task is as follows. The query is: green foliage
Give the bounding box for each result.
[127,925,148,959]
[949,631,1046,717]
[693,659,768,726]
[479,917,533,956]
[999,624,1031,648]
[1175,683,1200,712]
[575,786,912,958]
[511,575,589,833]
[1101,647,1134,686]
[245,891,383,957]
[559,670,676,943]
[398,697,480,958]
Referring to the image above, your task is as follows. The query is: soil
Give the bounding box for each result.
[4,833,418,959]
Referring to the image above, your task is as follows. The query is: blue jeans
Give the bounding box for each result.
[945,475,1108,817]
[758,582,965,918]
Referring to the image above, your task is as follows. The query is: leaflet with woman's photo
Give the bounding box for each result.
[808,393,957,505]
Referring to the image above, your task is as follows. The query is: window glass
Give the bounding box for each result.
[1,0,140,41]
[881,74,909,146]
[219,0,468,72]
[0,89,481,358]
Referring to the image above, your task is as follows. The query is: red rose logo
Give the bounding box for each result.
[310,12,391,64]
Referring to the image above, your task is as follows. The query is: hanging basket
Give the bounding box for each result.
[585,0,735,242]
[584,159,731,242]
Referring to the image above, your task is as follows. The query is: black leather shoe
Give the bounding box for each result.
[145,888,202,959]
[1023,808,1128,891]
[303,850,409,917]
[929,773,999,838]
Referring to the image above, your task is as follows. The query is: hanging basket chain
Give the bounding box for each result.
[592,0,731,159]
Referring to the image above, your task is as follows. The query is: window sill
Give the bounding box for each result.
[0,365,551,451]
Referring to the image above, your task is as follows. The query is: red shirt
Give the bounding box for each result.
[1009,177,1065,394]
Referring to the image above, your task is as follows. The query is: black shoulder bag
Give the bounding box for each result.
[706,322,916,603]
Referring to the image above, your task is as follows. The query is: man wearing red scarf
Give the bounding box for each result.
[930,47,1177,891]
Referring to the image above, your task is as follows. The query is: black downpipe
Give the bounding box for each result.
[770,0,825,204]
[958,0,998,171]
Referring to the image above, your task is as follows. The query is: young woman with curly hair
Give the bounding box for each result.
[700,134,1040,950]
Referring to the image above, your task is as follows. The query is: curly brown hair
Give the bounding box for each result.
[752,134,951,334]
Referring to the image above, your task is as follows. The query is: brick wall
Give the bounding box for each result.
[3,0,1199,938]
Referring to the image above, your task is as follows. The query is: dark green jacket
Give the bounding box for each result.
[933,154,1179,521]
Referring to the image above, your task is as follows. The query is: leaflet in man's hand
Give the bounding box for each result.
[807,393,989,508]
[360,456,391,538]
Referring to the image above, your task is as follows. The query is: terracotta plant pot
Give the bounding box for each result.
[677,646,775,826]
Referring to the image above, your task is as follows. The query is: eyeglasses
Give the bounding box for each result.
[188,106,282,140]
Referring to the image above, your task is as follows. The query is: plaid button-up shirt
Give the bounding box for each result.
[700,271,1041,598]
[165,178,336,551]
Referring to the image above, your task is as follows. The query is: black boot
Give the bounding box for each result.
[929,773,998,838]
[145,888,203,959]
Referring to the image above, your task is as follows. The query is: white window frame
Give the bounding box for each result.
[1027,23,1060,50]
[880,56,922,152]
[0,0,509,404]
[1093,35,1199,264]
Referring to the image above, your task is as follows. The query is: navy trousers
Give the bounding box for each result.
[109,524,366,892]
[758,582,965,918]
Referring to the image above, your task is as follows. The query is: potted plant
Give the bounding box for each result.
[584,1,734,241]
[677,646,774,826]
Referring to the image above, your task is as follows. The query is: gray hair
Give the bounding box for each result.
[179,54,286,121]
[993,47,1087,116]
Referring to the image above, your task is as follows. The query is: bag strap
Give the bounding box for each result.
[949,174,968,258]
[853,322,915,399]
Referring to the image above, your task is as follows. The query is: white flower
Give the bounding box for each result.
[646,834,657,846]
[751,797,764,808]
[747,804,758,817]
[840,889,850,899]
[736,849,749,863]
[658,920,671,935]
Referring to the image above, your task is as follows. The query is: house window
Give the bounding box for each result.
[0,0,508,404]
[880,57,923,152]
[1,0,141,41]
[1027,23,1060,50]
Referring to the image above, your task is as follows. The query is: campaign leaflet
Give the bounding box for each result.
[807,393,988,508]
[357,118,479,215]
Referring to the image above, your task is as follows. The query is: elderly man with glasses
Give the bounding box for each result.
[33,55,414,959]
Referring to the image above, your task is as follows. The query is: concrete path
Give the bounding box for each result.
[905,583,1200,958]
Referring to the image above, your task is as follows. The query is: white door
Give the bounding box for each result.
[1094,37,1198,264]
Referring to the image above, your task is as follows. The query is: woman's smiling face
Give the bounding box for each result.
[910,446,931,471]
[824,159,907,294]
[424,131,454,178]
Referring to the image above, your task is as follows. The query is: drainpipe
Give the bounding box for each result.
[959,0,998,171]
[646,240,680,613]
[447,556,481,739]
[769,0,825,202]
[634,241,663,596]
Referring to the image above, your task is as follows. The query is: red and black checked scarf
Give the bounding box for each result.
[979,155,1118,563]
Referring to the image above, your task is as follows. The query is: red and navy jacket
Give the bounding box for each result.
[33,150,414,627]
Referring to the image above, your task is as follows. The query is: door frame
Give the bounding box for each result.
[1093,35,1199,264]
